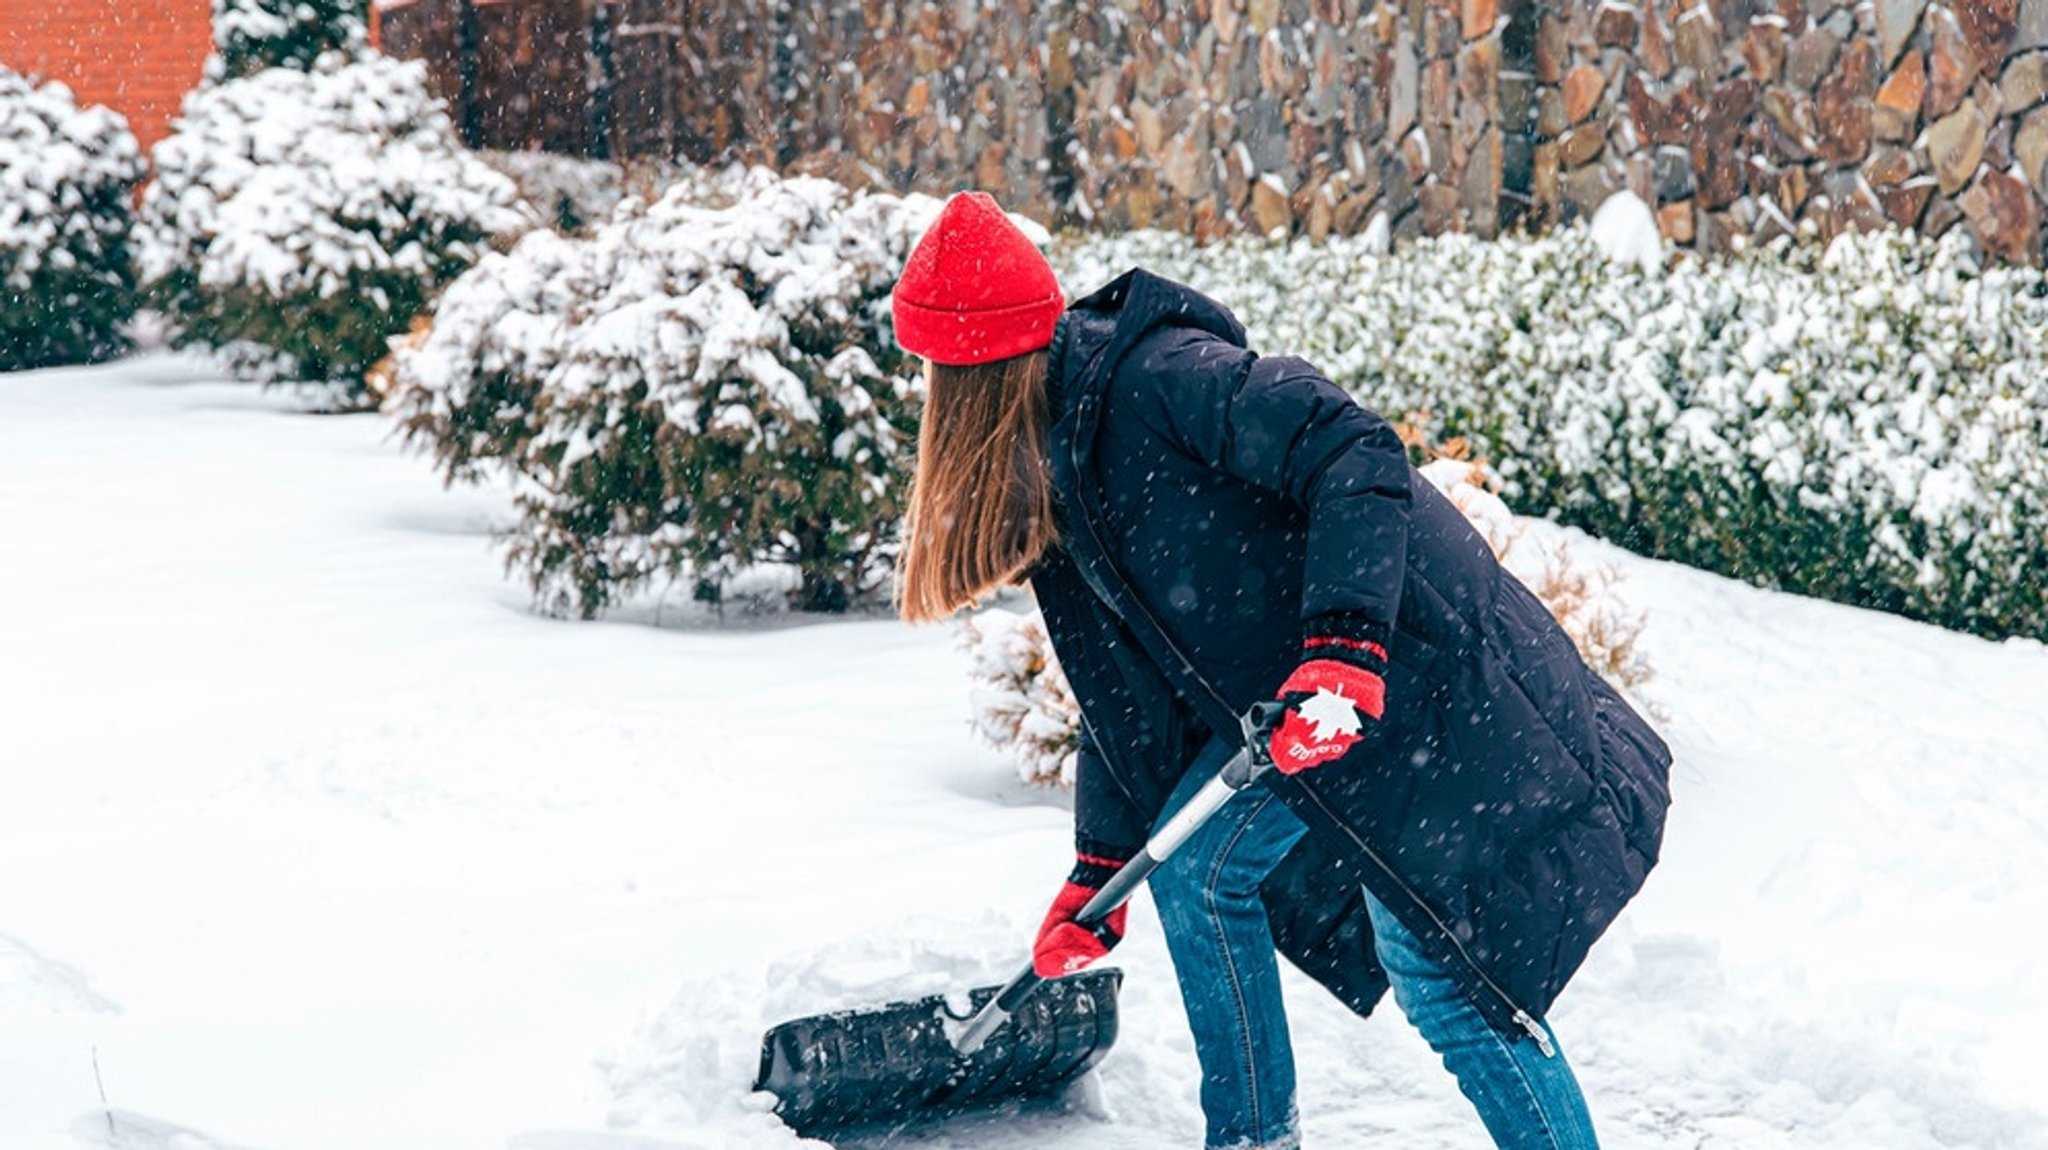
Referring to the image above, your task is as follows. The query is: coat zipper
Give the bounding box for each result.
[1064,395,1557,1059]
[1297,786,1555,1057]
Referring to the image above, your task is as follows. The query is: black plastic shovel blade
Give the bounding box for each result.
[754,969,1123,1141]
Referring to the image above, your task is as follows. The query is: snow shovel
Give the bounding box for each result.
[754,703,1283,1141]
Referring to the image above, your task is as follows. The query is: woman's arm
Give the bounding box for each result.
[1116,332,1413,648]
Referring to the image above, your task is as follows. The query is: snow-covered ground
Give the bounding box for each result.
[3,354,2045,1150]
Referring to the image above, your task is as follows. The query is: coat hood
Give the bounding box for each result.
[1052,269,1248,412]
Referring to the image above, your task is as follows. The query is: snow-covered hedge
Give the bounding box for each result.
[963,456,1653,787]
[0,70,144,371]
[138,51,528,404]
[1056,221,2048,642]
[390,172,942,615]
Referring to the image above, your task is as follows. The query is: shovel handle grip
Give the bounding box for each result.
[955,716,1282,1056]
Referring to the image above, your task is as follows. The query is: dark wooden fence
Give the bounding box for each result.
[377,0,779,164]
[379,0,599,155]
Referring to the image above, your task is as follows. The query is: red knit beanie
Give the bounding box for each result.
[891,192,1065,366]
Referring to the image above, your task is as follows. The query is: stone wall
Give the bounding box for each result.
[777,3,1063,222]
[381,0,2048,263]
[768,1,1537,243]
[1537,0,2048,261]
[1049,0,1535,242]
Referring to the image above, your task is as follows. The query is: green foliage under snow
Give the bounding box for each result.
[389,171,942,616]
[1055,225,2048,642]
[138,52,528,405]
[207,0,369,82]
[0,70,143,372]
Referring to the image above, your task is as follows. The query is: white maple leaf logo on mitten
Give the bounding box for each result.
[1298,687,1364,743]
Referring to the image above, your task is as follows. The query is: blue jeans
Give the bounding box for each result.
[1146,744,1600,1149]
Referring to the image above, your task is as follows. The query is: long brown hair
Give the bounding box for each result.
[896,349,1058,622]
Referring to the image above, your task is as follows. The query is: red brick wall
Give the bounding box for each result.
[0,1,213,151]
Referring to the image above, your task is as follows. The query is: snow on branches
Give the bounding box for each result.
[207,0,369,82]
[138,51,528,404]
[959,608,1083,787]
[0,69,144,371]
[1056,220,2048,642]
[390,170,944,615]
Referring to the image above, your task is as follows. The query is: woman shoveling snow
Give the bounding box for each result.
[890,192,1673,1150]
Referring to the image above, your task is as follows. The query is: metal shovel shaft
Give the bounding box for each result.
[953,736,1271,1055]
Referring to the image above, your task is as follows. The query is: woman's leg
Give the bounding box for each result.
[1364,894,1600,1150]
[1147,744,1311,1150]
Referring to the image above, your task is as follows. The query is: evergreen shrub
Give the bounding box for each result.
[391,172,943,615]
[0,70,144,371]
[139,44,528,404]
[960,608,1083,787]
[208,0,369,81]
[479,150,626,236]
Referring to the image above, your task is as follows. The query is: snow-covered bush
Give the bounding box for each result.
[391,172,942,615]
[1417,457,1653,696]
[478,151,781,238]
[960,454,1653,787]
[208,0,368,82]
[1055,222,2048,642]
[0,70,144,371]
[138,52,528,404]
[474,152,769,238]
[480,151,625,236]
[960,608,1082,787]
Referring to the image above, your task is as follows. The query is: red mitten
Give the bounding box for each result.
[1269,636,1388,775]
[1031,852,1131,977]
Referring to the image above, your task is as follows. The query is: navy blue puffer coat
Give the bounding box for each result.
[1029,269,1673,1041]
